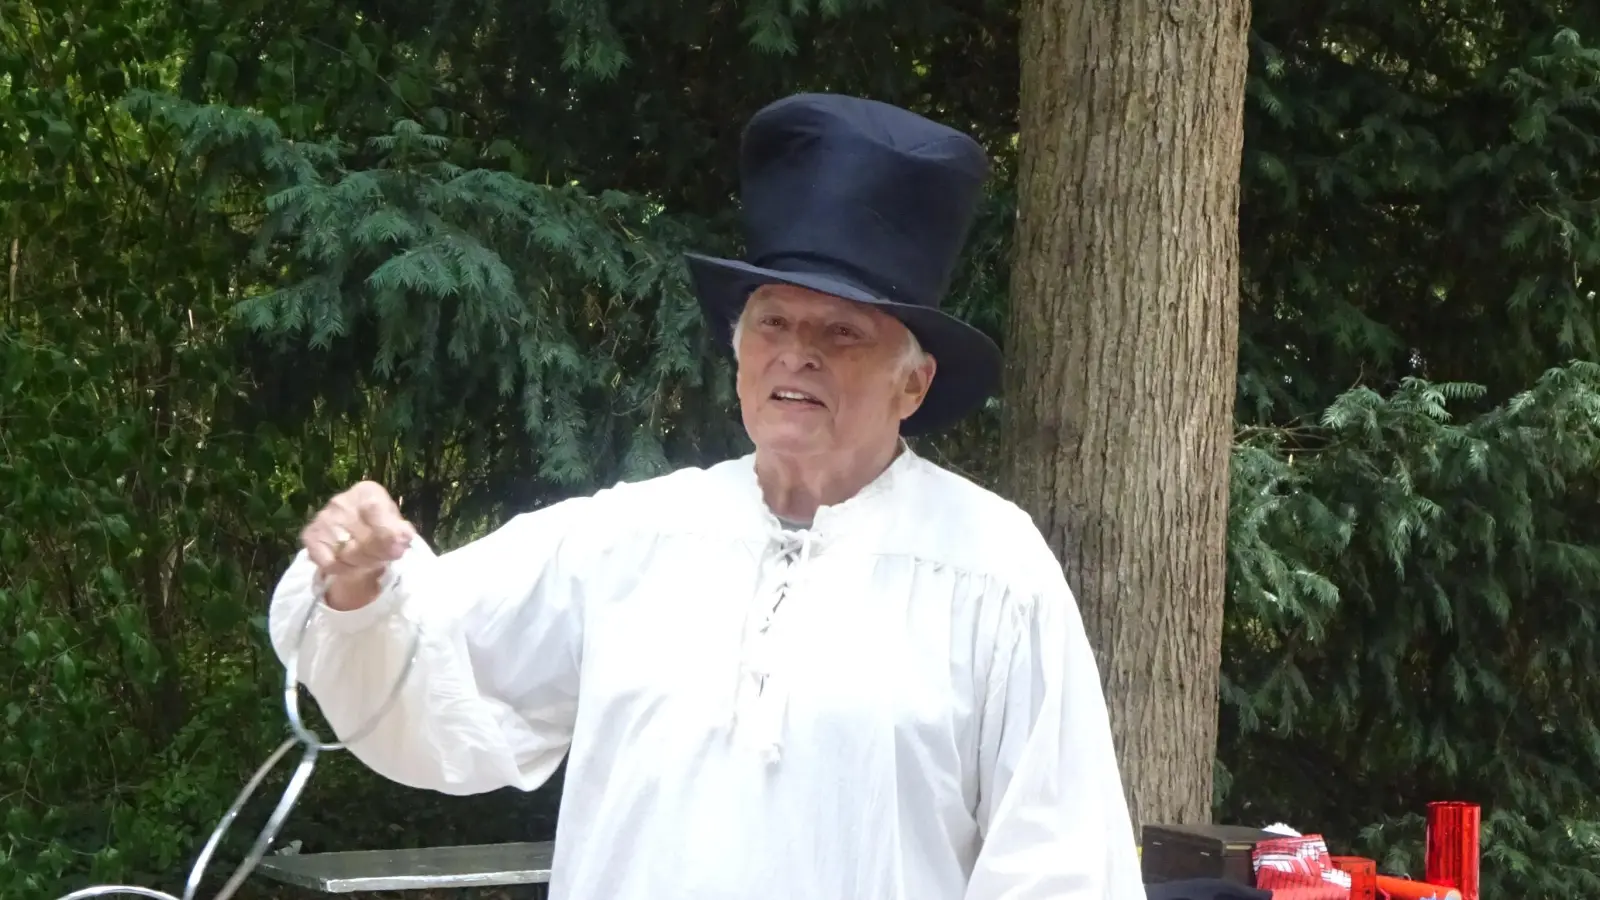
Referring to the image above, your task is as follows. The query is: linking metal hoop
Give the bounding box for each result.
[53,577,422,900]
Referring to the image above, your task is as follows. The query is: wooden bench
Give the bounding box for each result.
[254,841,553,894]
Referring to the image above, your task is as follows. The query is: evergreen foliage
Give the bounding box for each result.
[1222,4,1600,891]
[4,0,1600,896]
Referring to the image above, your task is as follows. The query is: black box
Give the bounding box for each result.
[1140,824,1275,885]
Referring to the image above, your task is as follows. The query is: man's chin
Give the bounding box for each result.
[748,423,834,457]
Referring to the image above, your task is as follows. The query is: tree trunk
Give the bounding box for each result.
[1005,0,1251,831]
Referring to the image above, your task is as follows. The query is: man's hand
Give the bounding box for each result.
[301,481,417,610]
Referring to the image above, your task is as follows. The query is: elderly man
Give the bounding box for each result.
[270,94,1145,899]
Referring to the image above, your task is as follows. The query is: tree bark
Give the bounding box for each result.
[1005,0,1251,831]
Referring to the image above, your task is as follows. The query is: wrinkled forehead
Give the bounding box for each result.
[746,284,891,328]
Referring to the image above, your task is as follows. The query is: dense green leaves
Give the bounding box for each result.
[5,0,1600,896]
[1224,3,1600,892]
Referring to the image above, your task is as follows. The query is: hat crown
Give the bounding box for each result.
[737,94,991,310]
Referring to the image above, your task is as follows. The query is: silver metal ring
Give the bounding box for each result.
[283,582,421,751]
[53,574,421,900]
[56,888,179,900]
[181,737,312,900]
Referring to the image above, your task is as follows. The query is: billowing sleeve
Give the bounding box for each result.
[965,574,1147,899]
[268,495,603,797]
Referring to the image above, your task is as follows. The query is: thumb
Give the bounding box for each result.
[383,515,417,557]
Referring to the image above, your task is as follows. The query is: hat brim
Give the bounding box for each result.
[685,253,1001,436]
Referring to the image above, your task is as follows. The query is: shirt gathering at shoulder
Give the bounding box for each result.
[562,453,1067,622]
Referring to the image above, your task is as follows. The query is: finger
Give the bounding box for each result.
[324,515,382,576]
[306,504,353,550]
[337,537,395,574]
[341,517,412,574]
[308,484,409,577]
[310,519,358,577]
[356,496,398,538]
[348,481,398,520]
[315,494,365,555]
[302,522,337,571]
[325,491,363,523]
[357,497,413,559]
[303,502,358,571]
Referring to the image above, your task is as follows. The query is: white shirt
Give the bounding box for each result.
[270,448,1146,900]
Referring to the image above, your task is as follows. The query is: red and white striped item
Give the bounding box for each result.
[1252,835,1352,899]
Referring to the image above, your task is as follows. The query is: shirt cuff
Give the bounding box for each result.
[314,563,405,634]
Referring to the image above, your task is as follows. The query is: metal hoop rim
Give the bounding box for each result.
[56,887,180,900]
[282,576,422,751]
[179,737,308,900]
[54,569,424,900]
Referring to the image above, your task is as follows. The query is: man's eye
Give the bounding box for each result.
[831,324,861,338]
[760,316,786,328]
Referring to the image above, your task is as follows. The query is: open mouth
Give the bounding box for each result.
[772,389,826,409]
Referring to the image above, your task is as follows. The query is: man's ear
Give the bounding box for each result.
[900,354,937,416]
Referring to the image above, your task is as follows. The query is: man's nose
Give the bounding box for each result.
[775,323,824,370]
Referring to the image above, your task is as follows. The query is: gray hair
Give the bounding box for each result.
[730,305,929,375]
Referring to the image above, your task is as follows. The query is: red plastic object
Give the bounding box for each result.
[1375,875,1462,899]
[1332,856,1378,900]
[1425,801,1481,900]
[1252,835,1349,899]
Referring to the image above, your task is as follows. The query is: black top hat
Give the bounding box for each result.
[685,93,1001,435]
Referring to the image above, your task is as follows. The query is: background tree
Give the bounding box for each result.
[1003,0,1253,828]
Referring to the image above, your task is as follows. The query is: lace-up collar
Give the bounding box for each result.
[728,442,919,763]
[742,440,919,541]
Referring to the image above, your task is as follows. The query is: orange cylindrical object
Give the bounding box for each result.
[1426,801,1481,900]
[1376,875,1464,900]
[1332,856,1377,900]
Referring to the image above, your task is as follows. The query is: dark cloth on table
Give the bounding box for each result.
[1145,877,1273,900]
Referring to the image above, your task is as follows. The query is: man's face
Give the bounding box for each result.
[735,285,936,459]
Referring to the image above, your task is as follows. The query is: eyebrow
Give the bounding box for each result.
[753,294,879,331]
